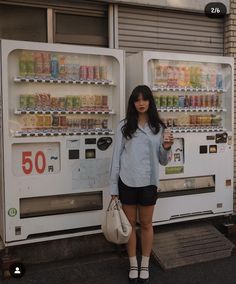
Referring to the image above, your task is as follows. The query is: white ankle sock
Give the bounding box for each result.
[140,255,150,279]
[129,256,138,279]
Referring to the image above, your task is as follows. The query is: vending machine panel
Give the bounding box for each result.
[127,51,234,224]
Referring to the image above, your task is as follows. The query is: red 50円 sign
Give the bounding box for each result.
[22,151,46,175]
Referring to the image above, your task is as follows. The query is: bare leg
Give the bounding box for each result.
[122,204,138,280]
[138,205,155,256]
[138,205,155,281]
[122,204,137,257]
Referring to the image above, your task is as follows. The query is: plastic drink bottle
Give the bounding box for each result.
[51,54,59,78]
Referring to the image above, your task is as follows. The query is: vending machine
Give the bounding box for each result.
[0,39,125,246]
[126,51,234,224]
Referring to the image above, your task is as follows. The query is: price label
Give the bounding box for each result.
[12,143,60,176]
[205,2,227,18]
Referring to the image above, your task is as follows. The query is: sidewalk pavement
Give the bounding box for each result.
[2,231,236,284]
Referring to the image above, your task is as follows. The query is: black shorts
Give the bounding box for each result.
[118,177,158,206]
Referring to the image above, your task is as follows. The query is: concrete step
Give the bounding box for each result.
[1,233,118,265]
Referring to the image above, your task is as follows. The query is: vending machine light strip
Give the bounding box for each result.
[14,77,115,86]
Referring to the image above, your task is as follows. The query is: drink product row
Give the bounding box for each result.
[153,64,223,89]
[162,114,221,127]
[154,93,222,108]
[19,114,109,130]
[18,51,109,80]
[19,94,109,111]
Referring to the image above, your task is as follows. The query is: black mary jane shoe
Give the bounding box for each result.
[139,278,150,284]
[128,277,138,284]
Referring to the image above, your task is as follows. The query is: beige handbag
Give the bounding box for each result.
[102,198,132,244]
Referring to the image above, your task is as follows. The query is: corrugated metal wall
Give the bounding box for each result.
[118,5,224,56]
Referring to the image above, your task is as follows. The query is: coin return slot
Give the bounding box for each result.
[15,226,21,235]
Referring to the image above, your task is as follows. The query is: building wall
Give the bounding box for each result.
[225,0,236,210]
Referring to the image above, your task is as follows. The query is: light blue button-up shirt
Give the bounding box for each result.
[109,120,171,195]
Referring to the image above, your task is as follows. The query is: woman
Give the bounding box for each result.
[110,85,173,284]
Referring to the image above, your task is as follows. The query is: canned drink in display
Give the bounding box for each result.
[28,115,37,129]
[95,119,101,129]
[72,96,81,110]
[211,94,216,107]
[66,116,73,128]
[94,66,100,80]
[59,115,67,128]
[100,66,108,81]
[88,119,94,129]
[207,94,212,107]
[89,95,96,110]
[81,119,88,129]
[102,96,108,110]
[154,95,161,108]
[27,94,36,109]
[52,115,60,128]
[199,95,203,107]
[19,51,27,77]
[184,95,189,107]
[95,95,102,110]
[66,96,74,110]
[160,96,167,107]
[87,66,94,81]
[102,119,108,129]
[44,115,52,128]
[36,114,44,128]
[172,95,179,107]
[74,117,80,128]
[80,95,87,110]
[178,95,185,108]
[34,52,43,77]
[26,52,35,77]
[80,66,87,80]
[21,115,29,129]
[167,96,173,107]
[58,55,66,79]
[205,94,209,107]
[167,118,173,127]
[190,115,197,125]
[50,97,59,110]
[42,52,51,78]
[194,95,199,107]
[58,97,66,110]
[19,95,28,109]
[216,93,222,107]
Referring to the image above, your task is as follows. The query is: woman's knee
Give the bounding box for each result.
[139,220,152,230]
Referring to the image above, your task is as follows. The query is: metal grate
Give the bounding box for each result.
[152,223,235,270]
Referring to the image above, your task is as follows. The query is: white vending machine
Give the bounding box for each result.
[0,39,125,246]
[127,51,234,225]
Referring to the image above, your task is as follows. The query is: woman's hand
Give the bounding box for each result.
[111,195,118,200]
[162,128,174,150]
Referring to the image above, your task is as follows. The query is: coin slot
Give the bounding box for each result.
[69,150,80,160]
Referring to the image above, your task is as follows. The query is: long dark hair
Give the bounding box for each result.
[122,85,165,139]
